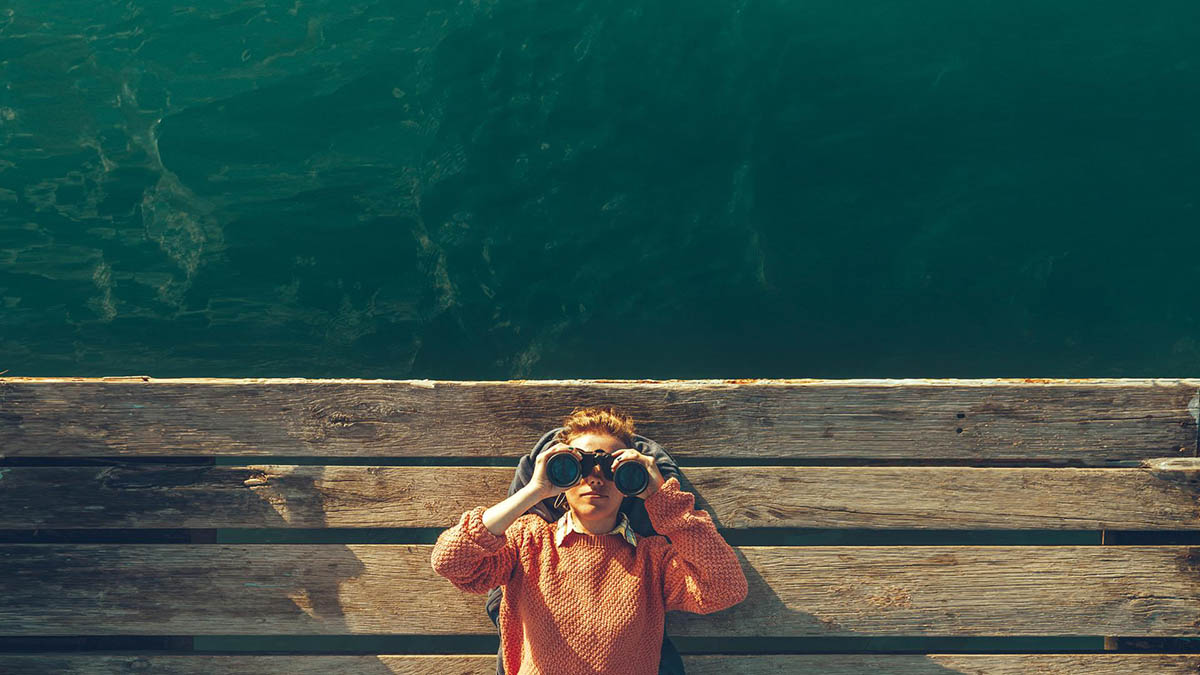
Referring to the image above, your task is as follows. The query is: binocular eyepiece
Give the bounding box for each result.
[546,448,650,496]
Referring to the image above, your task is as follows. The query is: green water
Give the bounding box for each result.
[2,1,1199,378]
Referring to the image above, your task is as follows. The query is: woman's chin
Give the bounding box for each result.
[573,501,614,515]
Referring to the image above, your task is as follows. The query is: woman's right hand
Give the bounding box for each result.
[527,442,581,500]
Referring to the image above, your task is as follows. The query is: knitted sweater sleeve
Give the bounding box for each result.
[430,506,523,594]
[644,476,749,614]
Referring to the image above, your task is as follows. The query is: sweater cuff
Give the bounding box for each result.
[642,476,696,533]
[458,506,509,552]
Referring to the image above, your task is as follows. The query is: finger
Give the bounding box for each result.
[613,448,645,468]
[536,445,567,468]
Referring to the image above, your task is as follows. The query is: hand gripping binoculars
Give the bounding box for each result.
[546,447,650,496]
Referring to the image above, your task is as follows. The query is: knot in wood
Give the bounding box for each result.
[244,472,271,488]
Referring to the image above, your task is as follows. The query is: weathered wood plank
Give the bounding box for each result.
[1,544,1197,636]
[0,654,1198,675]
[1,378,1196,463]
[3,460,1197,530]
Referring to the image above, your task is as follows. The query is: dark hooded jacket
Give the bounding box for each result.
[485,427,688,675]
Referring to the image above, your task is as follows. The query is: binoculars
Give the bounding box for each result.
[546,448,650,496]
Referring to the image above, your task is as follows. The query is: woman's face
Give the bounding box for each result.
[563,432,625,521]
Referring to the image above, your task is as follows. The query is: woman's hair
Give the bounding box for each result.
[552,405,637,448]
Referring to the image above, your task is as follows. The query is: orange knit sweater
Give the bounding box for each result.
[430,476,748,675]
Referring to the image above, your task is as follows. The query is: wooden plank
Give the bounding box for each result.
[3,460,1198,530]
[0,654,1198,675]
[1,378,1196,463]
[1,544,1197,636]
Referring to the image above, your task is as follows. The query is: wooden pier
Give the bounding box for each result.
[1,377,1198,673]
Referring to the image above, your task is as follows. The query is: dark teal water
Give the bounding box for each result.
[2,1,1199,378]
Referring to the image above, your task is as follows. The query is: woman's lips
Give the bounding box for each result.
[581,494,608,499]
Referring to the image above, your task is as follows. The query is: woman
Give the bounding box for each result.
[430,406,749,675]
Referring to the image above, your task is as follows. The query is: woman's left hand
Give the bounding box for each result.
[610,448,666,499]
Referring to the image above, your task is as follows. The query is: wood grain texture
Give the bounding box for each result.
[0,654,1198,675]
[1,378,1196,463]
[1,544,1197,637]
[3,460,1197,530]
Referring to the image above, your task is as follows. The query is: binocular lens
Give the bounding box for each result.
[546,452,582,487]
[613,461,649,496]
[544,449,650,496]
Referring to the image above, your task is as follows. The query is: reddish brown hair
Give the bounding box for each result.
[553,405,637,448]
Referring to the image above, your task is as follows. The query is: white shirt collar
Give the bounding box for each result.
[554,508,638,547]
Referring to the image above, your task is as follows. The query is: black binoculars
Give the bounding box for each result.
[546,448,650,496]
